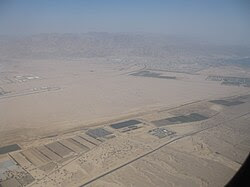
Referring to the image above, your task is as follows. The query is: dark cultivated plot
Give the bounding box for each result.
[210,100,245,106]
[16,173,34,186]
[45,142,72,157]
[131,71,176,79]
[236,95,250,100]
[206,76,250,87]
[148,128,176,139]
[86,128,112,138]
[110,120,141,129]
[152,113,208,127]
[0,144,21,154]
[222,81,241,86]
[0,160,16,168]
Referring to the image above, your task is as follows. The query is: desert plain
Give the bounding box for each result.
[0,33,250,187]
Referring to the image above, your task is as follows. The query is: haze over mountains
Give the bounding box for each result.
[0,33,249,59]
[1,33,249,77]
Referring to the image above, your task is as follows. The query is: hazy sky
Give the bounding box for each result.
[0,0,249,44]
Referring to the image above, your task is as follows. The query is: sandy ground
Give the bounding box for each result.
[0,58,249,145]
[0,58,250,187]
[23,95,250,187]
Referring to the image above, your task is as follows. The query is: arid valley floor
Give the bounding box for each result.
[0,33,250,187]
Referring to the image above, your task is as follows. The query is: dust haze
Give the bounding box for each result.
[0,1,250,187]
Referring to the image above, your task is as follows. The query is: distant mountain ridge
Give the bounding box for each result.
[0,33,249,62]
